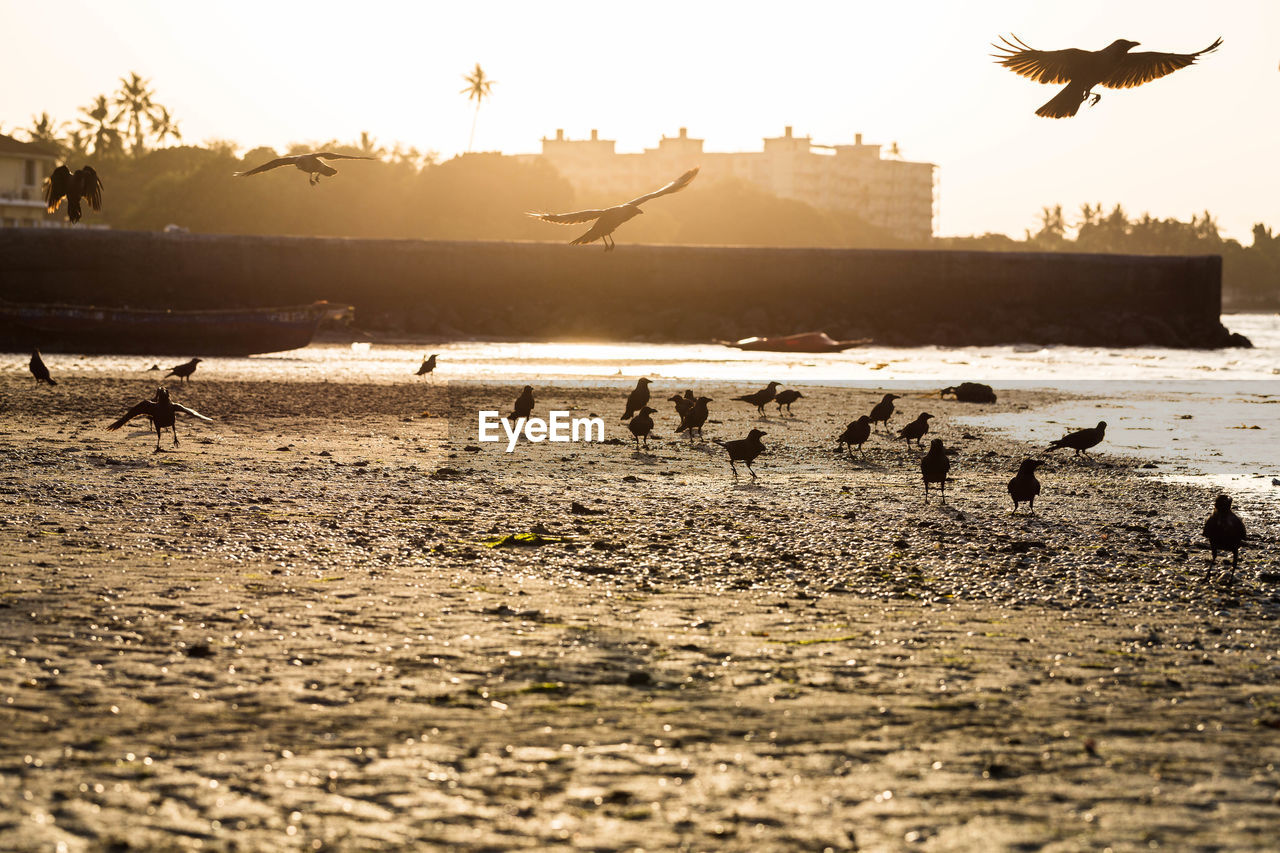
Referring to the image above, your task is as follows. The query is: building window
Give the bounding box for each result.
[25,160,37,186]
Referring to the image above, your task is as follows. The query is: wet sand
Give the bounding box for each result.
[1,376,1278,851]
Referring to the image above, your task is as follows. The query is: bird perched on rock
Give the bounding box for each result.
[992,34,1222,118]
[165,358,202,383]
[668,391,695,419]
[43,165,103,223]
[735,382,781,416]
[920,438,951,503]
[774,389,803,415]
[1203,494,1246,583]
[1008,459,1044,513]
[868,393,901,431]
[234,152,375,186]
[674,396,712,439]
[714,429,767,478]
[528,167,699,251]
[837,416,872,454]
[898,412,934,448]
[107,386,213,452]
[621,377,653,420]
[510,386,535,420]
[415,354,438,379]
[1048,421,1106,458]
[628,406,657,450]
[29,350,56,386]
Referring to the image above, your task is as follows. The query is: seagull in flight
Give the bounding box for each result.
[234,152,375,186]
[528,167,699,251]
[992,35,1222,118]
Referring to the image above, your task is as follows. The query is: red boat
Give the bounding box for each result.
[719,331,869,353]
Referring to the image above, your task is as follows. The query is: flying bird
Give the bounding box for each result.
[837,416,872,455]
[416,354,438,379]
[1047,421,1107,458]
[29,350,56,386]
[992,34,1222,118]
[1203,494,1246,583]
[868,393,900,432]
[1008,459,1044,513]
[713,429,767,478]
[920,439,951,504]
[621,377,653,421]
[106,386,213,452]
[234,152,375,186]
[43,165,103,223]
[627,406,658,450]
[734,381,781,416]
[527,167,699,251]
[166,358,202,383]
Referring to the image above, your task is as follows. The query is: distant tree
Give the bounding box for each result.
[355,131,385,158]
[25,113,66,151]
[149,105,182,148]
[460,63,496,153]
[112,72,165,155]
[78,95,124,156]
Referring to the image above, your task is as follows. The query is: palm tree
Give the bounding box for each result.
[26,113,66,151]
[460,63,496,153]
[149,105,182,148]
[78,95,123,157]
[355,131,385,158]
[112,72,162,155]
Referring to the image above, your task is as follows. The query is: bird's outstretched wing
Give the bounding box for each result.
[234,156,300,177]
[107,401,156,431]
[1100,37,1222,89]
[173,403,213,423]
[44,165,71,212]
[527,208,609,225]
[991,35,1091,84]
[77,166,103,212]
[314,153,376,161]
[624,167,700,207]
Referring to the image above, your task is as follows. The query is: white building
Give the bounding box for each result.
[530,126,936,241]
[0,134,59,228]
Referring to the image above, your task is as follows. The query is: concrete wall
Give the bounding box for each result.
[0,229,1238,347]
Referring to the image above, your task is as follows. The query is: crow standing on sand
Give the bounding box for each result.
[621,377,653,420]
[897,412,934,448]
[29,350,56,386]
[668,391,695,419]
[1203,494,1246,582]
[1047,421,1107,458]
[1008,459,1044,513]
[415,354,438,379]
[920,438,951,503]
[628,406,657,450]
[510,385,535,420]
[234,152,375,186]
[166,358,202,383]
[774,389,803,415]
[714,429,767,478]
[43,165,103,223]
[107,386,213,452]
[837,415,872,455]
[735,382,781,416]
[992,34,1222,118]
[674,396,712,439]
[868,393,900,431]
[527,167,699,251]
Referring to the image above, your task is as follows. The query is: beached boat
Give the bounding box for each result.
[0,300,351,356]
[718,331,869,353]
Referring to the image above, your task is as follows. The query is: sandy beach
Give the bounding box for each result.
[1,375,1278,851]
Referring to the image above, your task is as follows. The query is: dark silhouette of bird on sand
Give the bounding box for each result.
[165,358,202,383]
[510,386,535,420]
[1203,494,1246,583]
[774,389,803,415]
[920,439,951,503]
[415,354,438,379]
[29,350,56,386]
[107,386,213,452]
[714,429,767,478]
[628,406,658,450]
[668,391,695,419]
[621,377,653,420]
[735,382,781,416]
[44,165,103,223]
[674,396,712,439]
[527,167,699,251]
[1008,459,1044,513]
[235,152,375,186]
[837,416,872,454]
[897,412,934,448]
[1047,421,1106,458]
[992,34,1222,118]
[868,393,901,432]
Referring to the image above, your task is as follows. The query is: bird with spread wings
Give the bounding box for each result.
[44,165,103,223]
[992,35,1222,118]
[234,152,375,185]
[528,167,699,251]
[107,386,213,452]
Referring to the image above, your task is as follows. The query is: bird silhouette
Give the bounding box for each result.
[897,412,934,448]
[920,439,951,503]
[1047,421,1107,458]
[1008,459,1044,513]
[837,416,872,454]
[774,389,803,415]
[416,354,438,379]
[1203,494,1246,583]
[628,406,658,450]
[235,152,375,186]
[106,386,212,452]
[165,358,202,383]
[668,392,695,420]
[868,393,900,432]
[714,429,767,478]
[674,396,712,439]
[29,350,56,386]
[510,386,535,420]
[44,165,103,223]
[527,167,699,251]
[734,382,781,416]
[621,377,653,420]
[993,34,1222,118]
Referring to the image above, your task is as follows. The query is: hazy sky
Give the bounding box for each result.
[3,0,1277,239]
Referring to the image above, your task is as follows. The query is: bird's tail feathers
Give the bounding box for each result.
[569,233,594,246]
[1036,86,1085,119]
[43,376,57,387]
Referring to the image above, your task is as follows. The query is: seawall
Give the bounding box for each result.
[0,229,1243,347]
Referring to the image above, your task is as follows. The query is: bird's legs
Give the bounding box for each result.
[603,235,615,252]
[172,424,180,447]
[729,461,738,477]
[746,462,757,479]
[1085,90,1101,107]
